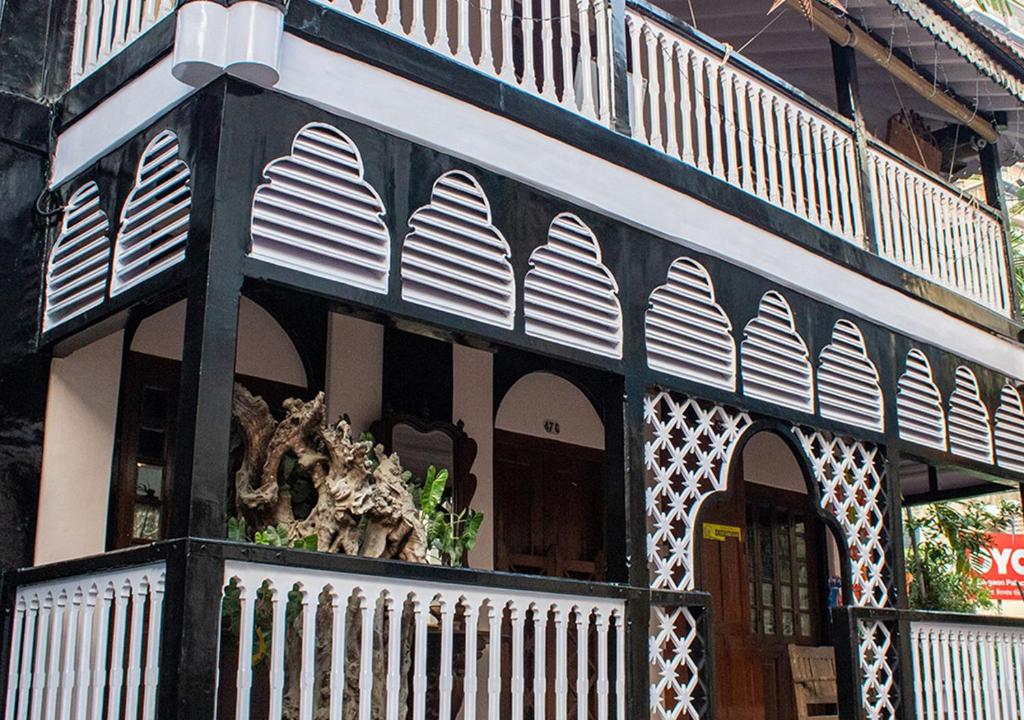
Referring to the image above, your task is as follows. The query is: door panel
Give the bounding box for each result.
[699,464,828,720]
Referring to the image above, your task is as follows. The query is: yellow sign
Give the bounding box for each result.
[703,523,742,542]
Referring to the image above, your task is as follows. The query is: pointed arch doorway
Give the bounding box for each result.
[699,431,836,720]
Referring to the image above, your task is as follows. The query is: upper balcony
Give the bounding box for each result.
[52,0,1024,335]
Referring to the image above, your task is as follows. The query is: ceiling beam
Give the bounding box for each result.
[788,0,999,142]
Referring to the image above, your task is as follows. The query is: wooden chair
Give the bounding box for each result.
[787,644,839,720]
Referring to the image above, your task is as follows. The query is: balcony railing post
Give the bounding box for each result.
[894,614,919,720]
[608,0,632,136]
[157,541,225,720]
[979,137,1021,321]
[831,606,866,720]
[830,41,879,255]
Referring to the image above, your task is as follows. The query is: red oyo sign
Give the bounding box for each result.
[975,533,1024,601]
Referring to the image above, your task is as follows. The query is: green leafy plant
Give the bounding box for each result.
[414,465,484,567]
[905,498,1020,612]
[253,523,318,550]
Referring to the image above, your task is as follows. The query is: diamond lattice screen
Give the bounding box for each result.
[650,605,708,720]
[793,429,893,609]
[644,390,752,592]
[858,618,899,720]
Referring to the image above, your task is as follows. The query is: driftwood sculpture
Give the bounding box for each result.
[231,383,427,563]
[230,383,428,720]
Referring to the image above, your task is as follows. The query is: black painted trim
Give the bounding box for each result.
[280,1,1022,340]
[55,13,176,133]
[0,91,50,153]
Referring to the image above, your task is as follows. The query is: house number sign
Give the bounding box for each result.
[544,420,560,435]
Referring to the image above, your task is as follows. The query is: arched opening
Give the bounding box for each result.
[110,296,311,549]
[493,371,606,580]
[699,430,842,720]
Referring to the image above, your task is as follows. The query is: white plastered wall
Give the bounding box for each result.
[35,331,125,564]
[131,298,307,386]
[325,312,383,435]
[453,345,494,570]
[494,372,604,450]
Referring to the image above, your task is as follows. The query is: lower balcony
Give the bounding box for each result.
[5,541,1024,720]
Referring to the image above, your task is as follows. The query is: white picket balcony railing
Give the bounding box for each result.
[867,144,1012,318]
[220,559,627,720]
[2,563,167,720]
[71,0,177,84]
[313,0,615,125]
[624,9,863,245]
[910,620,1024,719]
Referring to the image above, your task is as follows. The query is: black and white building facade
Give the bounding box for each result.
[3,1,1024,719]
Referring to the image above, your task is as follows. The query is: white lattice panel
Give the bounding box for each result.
[994,384,1024,474]
[948,366,994,464]
[401,171,516,328]
[645,257,736,391]
[740,291,814,413]
[43,182,111,331]
[650,606,704,720]
[111,130,191,295]
[896,349,947,451]
[251,123,390,293]
[858,619,898,720]
[817,320,884,432]
[524,213,622,358]
[644,390,752,591]
[794,429,891,608]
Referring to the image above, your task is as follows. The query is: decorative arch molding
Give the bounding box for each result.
[43,181,112,332]
[644,257,736,391]
[994,383,1024,473]
[250,123,390,293]
[524,213,622,358]
[644,390,751,592]
[896,349,947,451]
[740,290,814,413]
[948,365,994,464]
[816,320,884,432]
[401,170,515,329]
[111,130,192,295]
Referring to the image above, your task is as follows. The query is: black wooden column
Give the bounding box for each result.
[609,0,632,137]
[979,136,1021,321]
[831,41,880,255]
[158,81,241,720]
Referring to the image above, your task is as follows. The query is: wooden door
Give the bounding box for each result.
[699,459,764,720]
[493,430,605,580]
[699,469,827,720]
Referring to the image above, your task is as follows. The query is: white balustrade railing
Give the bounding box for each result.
[910,620,1024,719]
[314,0,614,124]
[3,563,166,720]
[221,560,627,720]
[71,0,176,84]
[867,145,1012,317]
[624,9,862,244]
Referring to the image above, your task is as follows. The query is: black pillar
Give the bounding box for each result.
[609,0,632,136]
[831,41,880,255]
[160,83,240,720]
[979,137,1021,320]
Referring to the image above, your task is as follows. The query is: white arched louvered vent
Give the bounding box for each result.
[740,291,814,413]
[948,366,993,463]
[994,384,1024,473]
[43,182,111,332]
[644,257,735,390]
[524,213,622,358]
[896,349,947,450]
[401,171,515,328]
[111,130,191,295]
[251,123,390,293]
[816,320,884,431]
